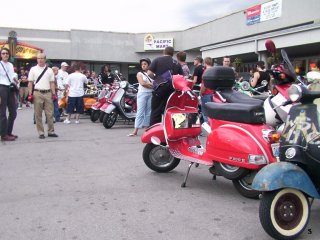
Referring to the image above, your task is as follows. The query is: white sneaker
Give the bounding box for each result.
[75,120,80,124]
[18,107,22,110]
[64,119,71,124]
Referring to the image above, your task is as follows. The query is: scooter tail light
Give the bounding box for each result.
[268,131,281,143]
[248,155,267,165]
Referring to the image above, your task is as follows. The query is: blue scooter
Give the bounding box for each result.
[252,75,320,239]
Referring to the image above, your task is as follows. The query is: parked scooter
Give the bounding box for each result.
[90,86,109,122]
[102,73,138,129]
[141,67,280,198]
[252,83,320,240]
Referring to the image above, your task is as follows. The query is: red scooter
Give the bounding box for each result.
[141,67,280,198]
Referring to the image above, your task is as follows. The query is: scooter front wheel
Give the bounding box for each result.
[103,112,118,129]
[232,172,260,199]
[143,143,180,173]
[259,188,310,240]
[90,110,100,122]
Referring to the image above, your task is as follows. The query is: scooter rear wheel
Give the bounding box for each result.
[215,162,249,180]
[232,172,260,199]
[90,110,100,122]
[143,143,180,173]
[259,189,310,240]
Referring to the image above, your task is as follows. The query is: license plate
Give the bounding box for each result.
[271,143,280,157]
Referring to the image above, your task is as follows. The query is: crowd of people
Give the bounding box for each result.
[0,48,97,141]
[1,45,269,142]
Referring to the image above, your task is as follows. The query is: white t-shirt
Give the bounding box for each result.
[0,61,14,86]
[28,65,54,90]
[57,69,68,90]
[137,71,153,93]
[65,72,88,97]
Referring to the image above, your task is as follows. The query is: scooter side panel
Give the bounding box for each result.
[252,162,320,198]
[141,123,166,144]
[105,104,117,114]
[206,120,276,169]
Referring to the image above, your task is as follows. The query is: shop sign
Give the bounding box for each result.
[246,0,282,25]
[144,34,173,51]
[0,41,43,59]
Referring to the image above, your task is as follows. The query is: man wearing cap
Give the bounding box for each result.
[57,62,69,99]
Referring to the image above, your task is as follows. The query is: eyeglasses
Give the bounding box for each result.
[1,52,9,55]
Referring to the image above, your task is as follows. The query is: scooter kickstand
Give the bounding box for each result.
[181,162,194,188]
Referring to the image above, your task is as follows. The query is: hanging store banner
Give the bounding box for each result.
[0,41,43,59]
[246,0,282,25]
[144,34,174,51]
[246,5,261,25]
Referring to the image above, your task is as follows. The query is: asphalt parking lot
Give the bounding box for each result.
[1,107,319,240]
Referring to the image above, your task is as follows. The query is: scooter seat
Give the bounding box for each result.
[204,102,265,124]
[220,90,264,106]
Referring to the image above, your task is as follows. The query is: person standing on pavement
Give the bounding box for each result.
[27,53,58,139]
[63,62,88,124]
[98,65,114,85]
[200,57,214,123]
[0,47,18,141]
[18,69,29,109]
[176,51,190,79]
[57,62,69,100]
[147,46,183,125]
[192,56,204,85]
[127,58,153,137]
[52,66,62,122]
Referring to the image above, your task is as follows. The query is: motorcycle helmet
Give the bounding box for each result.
[139,58,151,65]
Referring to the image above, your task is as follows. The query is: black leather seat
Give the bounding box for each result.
[204,102,265,124]
[219,89,264,106]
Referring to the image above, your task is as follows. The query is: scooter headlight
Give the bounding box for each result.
[288,84,302,102]
[119,81,128,89]
[285,147,296,159]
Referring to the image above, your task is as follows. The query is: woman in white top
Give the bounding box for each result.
[128,58,153,136]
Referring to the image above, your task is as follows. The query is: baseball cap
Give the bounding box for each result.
[61,62,69,67]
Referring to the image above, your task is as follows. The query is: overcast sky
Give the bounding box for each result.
[2,0,264,33]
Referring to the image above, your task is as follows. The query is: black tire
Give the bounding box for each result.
[103,112,118,129]
[214,162,249,180]
[143,143,180,172]
[90,110,100,122]
[232,171,260,199]
[99,112,105,123]
[259,189,310,240]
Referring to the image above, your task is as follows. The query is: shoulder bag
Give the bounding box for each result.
[0,62,19,92]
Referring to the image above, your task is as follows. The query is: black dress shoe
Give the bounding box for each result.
[39,135,45,139]
[48,133,58,137]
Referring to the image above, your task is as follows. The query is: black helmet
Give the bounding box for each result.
[140,58,151,65]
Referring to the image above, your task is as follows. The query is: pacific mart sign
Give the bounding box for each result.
[246,0,282,25]
[144,34,173,51]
